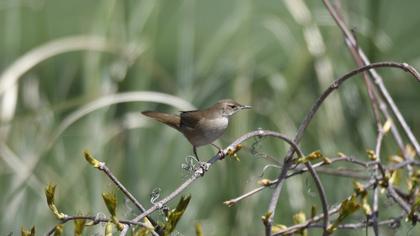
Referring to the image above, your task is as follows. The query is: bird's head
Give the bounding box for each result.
[216,99,252,117]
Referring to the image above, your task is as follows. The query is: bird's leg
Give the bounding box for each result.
[193,146,209,173]
[193,146,200,162]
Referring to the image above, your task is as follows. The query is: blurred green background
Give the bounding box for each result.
[1,0,419,235]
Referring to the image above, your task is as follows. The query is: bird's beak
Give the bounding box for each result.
[240,105,252,110]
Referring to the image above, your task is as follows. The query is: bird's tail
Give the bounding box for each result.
[141,111,181,130]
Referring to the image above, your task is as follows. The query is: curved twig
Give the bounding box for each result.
[131,130,303,224]
[304,163,329,233]
[322,0,420,157]
[96,162,150,220]
[266,61,420,234]
[274,217,402,235]
[45,215,153,236]
[230,132,330,235]
[387,185,411,214]
[293,61,419,147]
[224,156,369,207]
[272,180,378,236]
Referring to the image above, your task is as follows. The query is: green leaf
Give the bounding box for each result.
[328,194,360,233]
[102,192,124,231]
[134,218,155,236]
[74,218,86,236]
[45,184,56,206]
[293,211,307,236]
[261,211,272,226]
[83,150,101,168]
[104,221,113,236]
[295,150,323,164]
[408,195,420,225]
[310,205,317,219]
[162,195,192,235]
[53,224,63,236]
[293,211,306,224]
[353,181,371,216]
[21,226,35,236]
[366,149,377,161]
[102,192,117,216]
[45,184,65,219]
[271,224,287,234]
[195,223,203,236]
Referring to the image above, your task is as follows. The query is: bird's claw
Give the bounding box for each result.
[194,161,209,176]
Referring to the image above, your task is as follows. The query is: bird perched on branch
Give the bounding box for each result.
[142,99,251,161]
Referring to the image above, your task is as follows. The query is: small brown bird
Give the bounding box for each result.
[142,99,251,161]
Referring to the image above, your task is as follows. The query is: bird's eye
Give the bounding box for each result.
[229,104,236,108]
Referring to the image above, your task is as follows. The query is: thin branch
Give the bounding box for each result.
[388,159,420,171]
[98,163,148,213]
[120,225,129,236]
[387,185,411,214]
[380,105,414,174]
[94,161,159,235]
[314,167,370,180]
[278,216,402,232]
[348,25,383,133]
[304,162,329,235]
[266,159,292,235]
[266,61,420,234]
[131,130,303,223]
[329,0,416,175]
[223,130,328,234]
[372,126,386,236]
[131,164,209,223]
[272,180,377,235]
[224,185,266,207]
[336,217,402,229]
[290,156,369,174]
[292,62,420,149]
[225,156,369,207]
[322,0,420,157]
[319,4,420,233]
[45,215,152,236]
[272,204,342,236]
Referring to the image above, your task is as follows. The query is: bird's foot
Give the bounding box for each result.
[194,161,209,176]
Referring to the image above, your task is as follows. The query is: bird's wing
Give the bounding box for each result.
[180,111,202,129]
